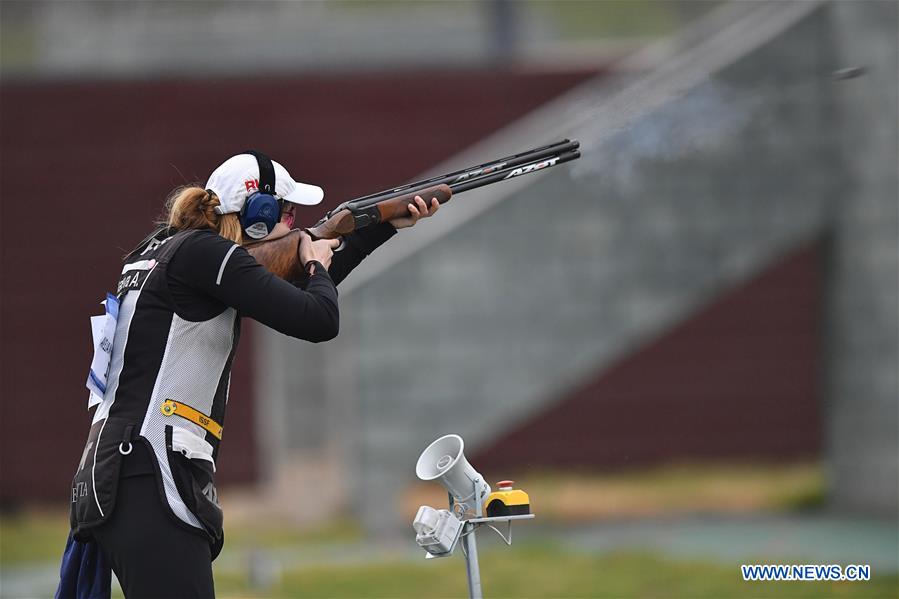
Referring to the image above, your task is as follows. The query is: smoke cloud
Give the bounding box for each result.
[571,81,765,193]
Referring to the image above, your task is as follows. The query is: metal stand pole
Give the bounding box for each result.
[449,478,485,599]
[462,524,483,599]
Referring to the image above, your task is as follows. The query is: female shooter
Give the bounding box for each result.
[61,151,438,598]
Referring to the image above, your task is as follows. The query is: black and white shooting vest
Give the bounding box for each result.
[71,230,239,548]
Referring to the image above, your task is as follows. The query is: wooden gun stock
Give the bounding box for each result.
[305,184,452,240]
[246,229,304,281]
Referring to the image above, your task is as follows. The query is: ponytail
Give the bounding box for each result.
[165,186,243,245]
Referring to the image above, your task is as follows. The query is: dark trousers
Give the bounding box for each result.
[91,472,215,598]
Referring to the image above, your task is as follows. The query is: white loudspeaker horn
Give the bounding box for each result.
[416,434,490,507]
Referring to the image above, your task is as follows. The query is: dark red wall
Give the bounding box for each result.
[0,68,597,505]
[474,242,824,475]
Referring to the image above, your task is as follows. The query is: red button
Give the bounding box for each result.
[498,480,514,489]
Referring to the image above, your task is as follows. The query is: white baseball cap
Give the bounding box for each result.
[206,153,324,214]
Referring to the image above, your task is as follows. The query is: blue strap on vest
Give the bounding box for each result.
[55,531,111,599]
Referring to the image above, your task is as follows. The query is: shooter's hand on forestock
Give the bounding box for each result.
[388,195,441,229]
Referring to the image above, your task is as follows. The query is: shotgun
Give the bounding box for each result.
[248,140,580,278]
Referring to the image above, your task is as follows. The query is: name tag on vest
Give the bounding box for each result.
[86,293,119,408]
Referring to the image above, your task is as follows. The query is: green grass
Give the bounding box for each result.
[0,461,826,567]
[0,512,360,567]
[0,511,70,566]
[223,518,363,550]
[526,0,714,40]
[212,546,898,598]
[333,0,714,41]
[0,26,38,69]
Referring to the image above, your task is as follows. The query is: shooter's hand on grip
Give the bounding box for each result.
[299,231,340,270]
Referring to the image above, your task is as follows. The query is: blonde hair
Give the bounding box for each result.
[165,186,243,245]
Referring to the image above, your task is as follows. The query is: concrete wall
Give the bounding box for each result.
[824,0,899,515]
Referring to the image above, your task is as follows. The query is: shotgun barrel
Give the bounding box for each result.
[308,140,580,239]
[447,149,581,194]
[337,139,579,211]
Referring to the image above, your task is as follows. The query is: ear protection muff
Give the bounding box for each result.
[240,150,283,240]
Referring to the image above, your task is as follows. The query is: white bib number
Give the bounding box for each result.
[86,293,120,409]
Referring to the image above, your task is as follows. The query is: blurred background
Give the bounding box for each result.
[1,1,896,597]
